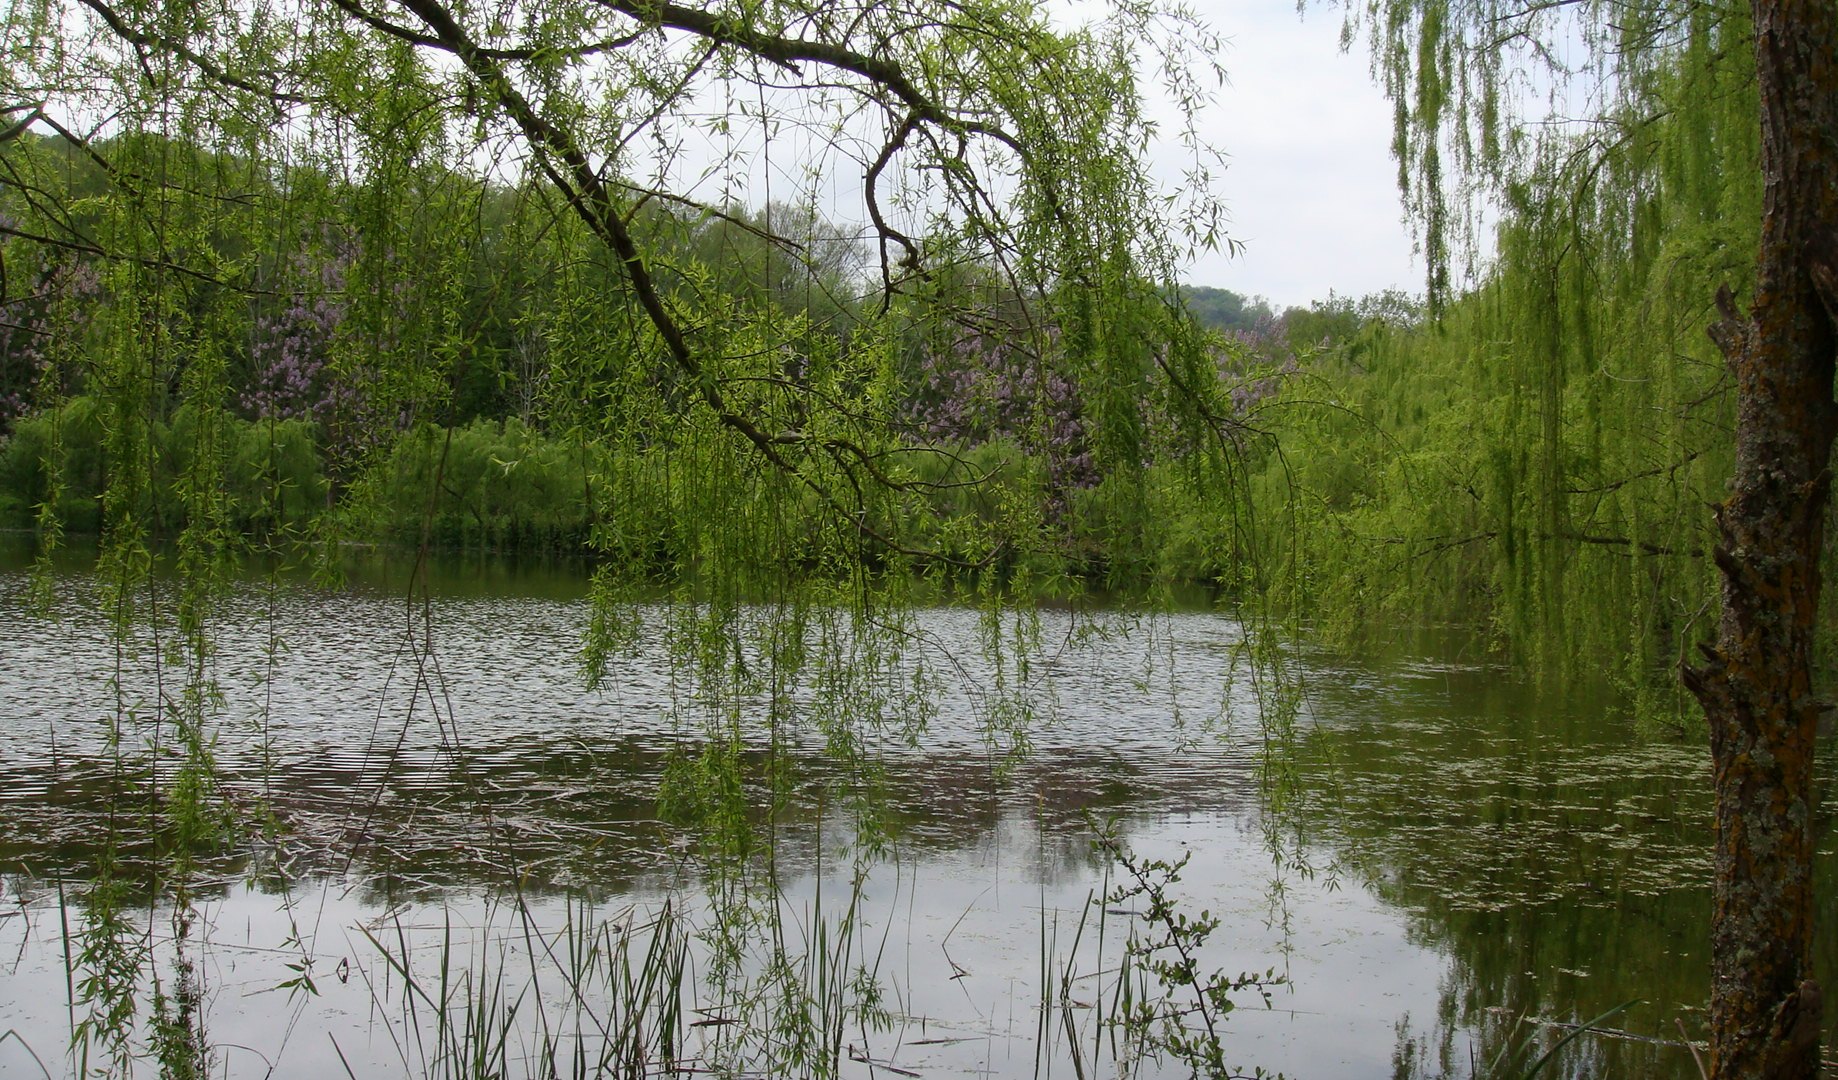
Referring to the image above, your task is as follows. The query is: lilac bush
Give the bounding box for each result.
[0,246,103,433]
[242,246,358,426]
[907,325,1096,496]
[1214,309,1301,419]
[243,236,420,461]
[1225,351,1300,417]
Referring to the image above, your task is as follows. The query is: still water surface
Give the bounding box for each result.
[0,553,1832,1078]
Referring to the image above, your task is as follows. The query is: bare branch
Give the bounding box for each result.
[0,102,43,144]
[865,113,923,305]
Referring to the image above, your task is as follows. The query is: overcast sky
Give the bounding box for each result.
[657,0,1425,313]
[1160,1,1423,309]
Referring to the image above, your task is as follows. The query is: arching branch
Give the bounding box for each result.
[323,0,646,62]
[0,102,42,144]
[382,0,998,566]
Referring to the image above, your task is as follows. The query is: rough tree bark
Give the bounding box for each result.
[1680,0,1838,1075]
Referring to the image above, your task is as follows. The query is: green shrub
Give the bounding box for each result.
[353,418,597,552]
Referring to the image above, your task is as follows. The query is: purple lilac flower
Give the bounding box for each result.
[907,324,1097,496]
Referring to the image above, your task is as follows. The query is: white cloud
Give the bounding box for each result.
[1151,1,1423,308]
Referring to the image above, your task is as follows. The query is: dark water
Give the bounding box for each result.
[0,548,1832,1078]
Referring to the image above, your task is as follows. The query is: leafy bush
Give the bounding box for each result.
[352,418,596,552]
[0,396,327,539]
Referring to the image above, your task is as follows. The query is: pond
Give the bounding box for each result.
[0,548,1833,1078]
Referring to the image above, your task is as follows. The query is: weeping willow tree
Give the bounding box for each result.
[1333,0,1838,1073]
[0,0,1245,571]
[1256,30,1756,697]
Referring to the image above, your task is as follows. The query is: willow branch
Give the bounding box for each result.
[77,0,308,105]
[864,112,923,302]
[0,222,249,289]
[389,0,984,566]
[1563,449,1704,495]
[0,103,42,144]
[326,0,644,61]
[18,112,266,292]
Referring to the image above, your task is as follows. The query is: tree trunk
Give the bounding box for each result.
[1681,1,1838,1076]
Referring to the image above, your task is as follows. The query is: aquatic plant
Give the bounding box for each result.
[1092,822,1284,1080]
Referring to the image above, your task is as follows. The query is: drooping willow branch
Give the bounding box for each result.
[52,0,1153,569]
[0,113,263,293]
[319,0,1023,565]
[76,0,310,107]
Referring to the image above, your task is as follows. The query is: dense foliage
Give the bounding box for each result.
[0,0,1816,724]
[1265,0,1838,1066]
[1228,0,1820,719]
[0,130,1318,596]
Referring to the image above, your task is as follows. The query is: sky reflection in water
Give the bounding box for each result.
[2,554,1824,1077]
